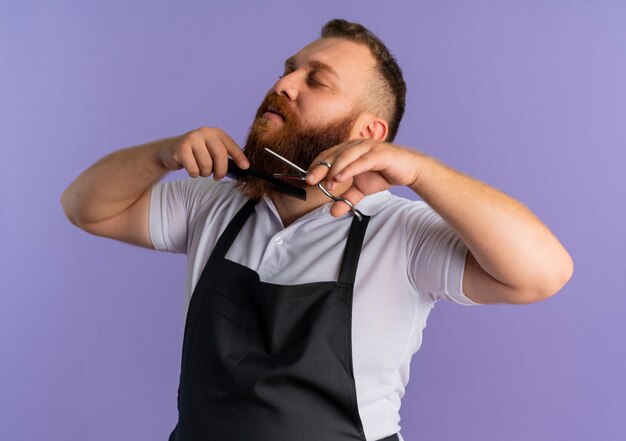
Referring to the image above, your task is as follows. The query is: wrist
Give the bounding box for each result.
[406,149,430,191]
[146,136,179,173]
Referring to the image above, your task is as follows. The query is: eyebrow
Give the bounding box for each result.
[284,55,339,79]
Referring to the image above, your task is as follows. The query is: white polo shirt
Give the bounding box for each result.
[149,177,482,441]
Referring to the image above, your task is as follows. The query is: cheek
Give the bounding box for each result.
[300,101,352,127]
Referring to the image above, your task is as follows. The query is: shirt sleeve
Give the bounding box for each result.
[148,177,220,254]
[404,202,483,306]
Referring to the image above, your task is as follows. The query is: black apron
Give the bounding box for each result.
[168,199,399,441]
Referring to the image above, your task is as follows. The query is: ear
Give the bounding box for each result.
[352,113,389,141]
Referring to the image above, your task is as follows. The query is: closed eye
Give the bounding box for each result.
[307,75,326,88]
[278,68,328,88]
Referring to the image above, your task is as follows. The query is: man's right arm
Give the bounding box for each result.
[60,127,249,249]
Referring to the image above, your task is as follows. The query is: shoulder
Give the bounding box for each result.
[152,177,249,230]
[357,190,430,221]
[155,177,245,207]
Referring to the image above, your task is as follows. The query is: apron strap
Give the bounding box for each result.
[211,198,259,259]
[337,213,371,284]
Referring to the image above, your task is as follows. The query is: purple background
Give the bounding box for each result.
[2,1,625,440]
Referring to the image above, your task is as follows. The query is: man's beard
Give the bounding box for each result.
[234,93,360,200]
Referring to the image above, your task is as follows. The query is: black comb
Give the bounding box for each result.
[226,158,307,201]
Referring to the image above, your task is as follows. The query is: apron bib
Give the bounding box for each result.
[168,199,399,441]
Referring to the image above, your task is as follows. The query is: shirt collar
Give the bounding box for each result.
[261,189,392,224]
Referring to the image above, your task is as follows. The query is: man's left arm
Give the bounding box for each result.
[306,140,574,305]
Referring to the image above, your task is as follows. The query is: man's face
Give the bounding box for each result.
[235,38,377,200]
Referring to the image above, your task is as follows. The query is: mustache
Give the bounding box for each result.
[256,93,298,124]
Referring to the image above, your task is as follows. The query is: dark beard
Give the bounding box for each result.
[234,93,360,200]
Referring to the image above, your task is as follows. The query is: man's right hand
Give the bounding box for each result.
[61,127,249,250]
[158,127,249,179]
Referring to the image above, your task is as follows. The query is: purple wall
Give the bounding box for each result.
[2,1,624,440]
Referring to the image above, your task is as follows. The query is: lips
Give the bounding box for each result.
[263,111,284,123]
[262,104,285,123]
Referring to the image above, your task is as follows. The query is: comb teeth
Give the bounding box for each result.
[226,159,307,201]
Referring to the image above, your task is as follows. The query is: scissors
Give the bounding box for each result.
[264,147,364,221]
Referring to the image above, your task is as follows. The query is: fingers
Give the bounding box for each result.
[328,143,393,184]
[307,140,397,189]
[305,140,366,185]
[180,142,202,177]
[331,154,380,183]
[191,141,214,178]
[302,139,396,218]
[216,129,249,170]
[170,127,248,180]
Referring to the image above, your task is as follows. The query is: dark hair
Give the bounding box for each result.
[321,18,406,142]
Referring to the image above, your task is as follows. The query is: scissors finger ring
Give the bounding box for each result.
[318,161,333,168]
[316,182,363,221]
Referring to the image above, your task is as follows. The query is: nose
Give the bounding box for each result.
[273,71,299,101]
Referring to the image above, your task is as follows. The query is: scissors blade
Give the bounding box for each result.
[264,148,308,175]
[262,148,363,220]
[273,173,307,180]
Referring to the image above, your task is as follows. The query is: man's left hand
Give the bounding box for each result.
[305,139,423,217]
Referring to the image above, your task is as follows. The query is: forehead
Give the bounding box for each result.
[289,37,376,88]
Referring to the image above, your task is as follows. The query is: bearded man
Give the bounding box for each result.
[61,18,573,441]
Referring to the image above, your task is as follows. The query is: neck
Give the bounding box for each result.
[269,181,351,227]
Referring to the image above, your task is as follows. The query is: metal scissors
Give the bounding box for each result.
[264,148,364,221]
